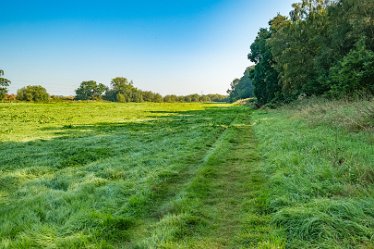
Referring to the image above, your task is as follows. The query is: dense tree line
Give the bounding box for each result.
[162,93,226,103]
[75,77,227,103]
[249,0,374,105]
[227,67,254,102]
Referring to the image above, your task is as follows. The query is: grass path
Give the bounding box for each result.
[132,109,284,248]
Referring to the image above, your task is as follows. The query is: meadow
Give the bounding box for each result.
[0,102,277,248]
[0,100,373,248]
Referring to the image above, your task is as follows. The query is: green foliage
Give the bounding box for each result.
[104,77,159,103]
[74,76,227,103]
[0,69,11,100]
[163,94,178,102]
[16,85,49,102]
[141,91,163,102]
[75,80,107,100]
[162,94,227,103]
[329,39,374,97]
[107,77,137,102]
[227,67,254,102]
[248,27,282,105]
[249,0,374,105]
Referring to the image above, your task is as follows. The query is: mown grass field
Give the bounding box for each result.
[0,100,373,248]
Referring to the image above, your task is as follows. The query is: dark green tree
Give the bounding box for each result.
[248,26,281,105]
[328,38,374,97]
[106,77,143,102]
[16,85,49,102]
[227,67,254,102]
[163,95,178,102]
[0,70,11,100]
[75,81,107,100]
[248,0,373,104]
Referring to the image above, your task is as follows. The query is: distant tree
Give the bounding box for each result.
[132,89,144,102]
[142,91,163,102]
[153,93,163,102]
[142,91,154,102]
[206,94,227,102]
[163,95,178,102]
[16,85,49,102]
[104,77,142,102]
[0,69,11,100]
[116,93,126,103]
[190,94,200,102]
[75,81,107,100]
[227,67,254,102]
[183,95,192,102]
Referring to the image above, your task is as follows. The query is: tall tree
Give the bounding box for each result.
[104,77,141,102]
[0,70,11,100]
[248,19,284,105]
[249,0,373,104]
[75,81,107,100]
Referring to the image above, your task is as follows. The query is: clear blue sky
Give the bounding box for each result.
[1,0,295,96]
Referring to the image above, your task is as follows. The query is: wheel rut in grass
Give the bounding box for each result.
[124,108,239,247]
[147,114,238,220]
[132,108,284,248]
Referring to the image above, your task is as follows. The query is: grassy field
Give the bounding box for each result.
[1,100,373,248]
[0,102,279,248]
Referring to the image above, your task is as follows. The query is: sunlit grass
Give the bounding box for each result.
[1,100,372,248]
[2,102,273,248]
[252,98,374,248]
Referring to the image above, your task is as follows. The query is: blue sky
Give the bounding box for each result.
[1,0,295,96]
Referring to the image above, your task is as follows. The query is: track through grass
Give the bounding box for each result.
[1,102,282,248]
[133,108,284,248]
[4,100,369,248]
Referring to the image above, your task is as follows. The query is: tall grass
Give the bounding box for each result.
[252,98,374,248]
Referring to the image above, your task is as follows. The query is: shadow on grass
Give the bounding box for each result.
[0,105,247,247]
[0,107,234,166]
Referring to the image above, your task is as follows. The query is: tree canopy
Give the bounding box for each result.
[0,70,11,100]
[227,67,254,102]
[75,81,108,100]
[74,77,227,103]
[16,85,49,102]
[249,0,374,105]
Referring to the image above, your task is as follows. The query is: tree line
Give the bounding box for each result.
[226,67,254,102]
[74,77,226,102]
[0,73,227,103]
[248,0,374,106]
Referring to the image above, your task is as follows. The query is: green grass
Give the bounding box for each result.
[0,102,279,248]
[1,100,373,248]
[252,98,374,248]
